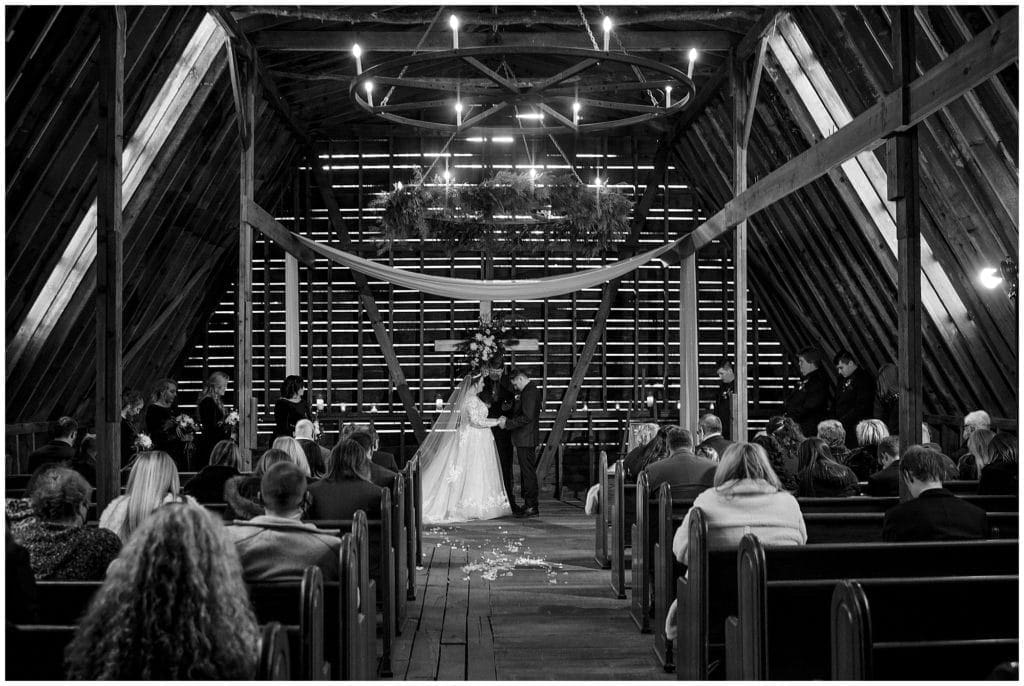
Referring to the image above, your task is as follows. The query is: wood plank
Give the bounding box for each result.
[405,545,449,680]
[236,45,256,461]
[679,250,699,432]
[437,644,465,681]
[245,198,317,267]
[94,6,124,512]
[441,548,469,645]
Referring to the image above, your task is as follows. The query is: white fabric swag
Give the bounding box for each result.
[294,234,684,300]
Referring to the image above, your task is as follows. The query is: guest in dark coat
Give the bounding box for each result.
[25,416,77,473]
[341,422,400,472]
[120,389,145,468]
[882,446,988,541]
[623,425,672,481]
[223,448,301,521]
[978,433,1018,496]
[306,439,384,520]
[144,378,188,470]
[71,434,98,487]
[342,427,398,490]
[710,360,735,440]
[956,428,995,480]
[273,375,310,438]
[9,467,121,580]
[783,348,832,437]
[695,414,733,463]
[183,440,241,503]
[831,351,875,447]
[872,363,900,435]
[865,436,901,497]
[196,371,233,470]
[796,437,859,497]
[642,428,716,498]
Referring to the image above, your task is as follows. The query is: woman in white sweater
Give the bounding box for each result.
[673,441,807,562]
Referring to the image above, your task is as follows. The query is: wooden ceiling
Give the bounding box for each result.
[5,5,1018,424]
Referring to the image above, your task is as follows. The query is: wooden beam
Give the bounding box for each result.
[682,7,1018,255]
[731,49,750,441]
[236,47,256,463]
[251,30,735,53]
[892,7,922,498]
[741,33,770,148]
[245,198,317,266]
[285,253,300,376]
[94,6,124,512]
[679,249,699,433]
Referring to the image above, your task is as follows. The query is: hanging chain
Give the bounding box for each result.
[576,5,600,50]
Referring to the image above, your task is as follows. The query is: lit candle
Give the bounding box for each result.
[450,14,459,49]
[352,43,362,75]
[435,397,444,412]
[602,16,612,52]
[595,176,601,216]
[455,100,463,126]
[364,80,374,107]
[582,402,590,412]
[676,401,682,411]
[614,402,621,411]
[572,100,580,126]
[370,403,378,413]
[687,48,698,80]
[316,397,325,411]
[646,394,655,408]
[665,85,672,108]
[340,402,348,413]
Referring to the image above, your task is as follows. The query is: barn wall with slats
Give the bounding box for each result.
[178,134,794,458]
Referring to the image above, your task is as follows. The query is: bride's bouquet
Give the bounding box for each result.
[134,432,153,452]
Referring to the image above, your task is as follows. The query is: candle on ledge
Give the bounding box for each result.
[582,402,590,412]
[315,397,325,412]
[676,401,682,411]
[450,14,459,49]
[646,394,655,408]
[352,43,362,75]
[435,397,444,412]
[614,402,621,411]
[602,16,611,52]
[370,404,378,413]
[687,48,698,80]
[340,402,348,413]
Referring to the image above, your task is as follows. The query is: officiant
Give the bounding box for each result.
[481,357,520,515]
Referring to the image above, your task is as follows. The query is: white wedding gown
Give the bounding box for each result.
[420,394,512,524]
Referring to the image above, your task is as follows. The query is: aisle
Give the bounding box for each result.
[390,497,672,681]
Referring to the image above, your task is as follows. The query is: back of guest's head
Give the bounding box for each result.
[797,437,833,472]
[55,416,78,439]
[209,440,240,469]
[875,363,898,397]
[833,349,856,366]
[817,420,845,447]
[986,433,1018,465]
[698,414,722,435]
[200,371,229,399]
[294,419,316,439]
[510,367,529,381]
[345,430,374,456]
[254,448,291,477]
[150,378,177,403]
[714,442,781,491]
[271,436,311,476]
[25,463,64,497]
[121,389,144,412]
[31,467,91,522]
[123,451,180,538]
[280,375,304,398]
[342,422,378,445]
[856,419,889,447]
[963,410,992,430]
[967,428,995,458]
[769,416,805,452]
[76,434,97,461]
[899,445,948,484]
[260,462,307,512]
[797,347,822,368]
[65,503,259,679]
[327,438,370,480]
[635,425,673,471]
[879,436,900,461]
[666,427,694,453]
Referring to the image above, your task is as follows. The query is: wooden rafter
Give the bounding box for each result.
[245,198,317,267]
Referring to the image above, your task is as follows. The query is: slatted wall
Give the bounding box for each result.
[178,134,793,458]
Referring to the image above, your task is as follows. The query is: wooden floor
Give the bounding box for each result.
[390,496,672,681]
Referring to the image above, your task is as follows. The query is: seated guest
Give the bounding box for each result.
[845,419,890,481]
[979,432,1018,496]
[752,434,798,492]
[816,419,851,465]
[65,503,260,680]
[767,415,804,477]
[71,433,98,486]
[882,446,988,541]
[98,450,196,542]
[10,467,121,580]
[306,438,384,520]
[342,422,400,472]
[953,409,992,460]
[865,436,901,496]
[26,416,77,472]
[5,464,66,526]
[272,435,313,477]
[344,429,397,490]
[623,424,671,481]
[183,440,241,503]
[120,389,145,467]
[957,427,995,480]
[225,462,341,582]
[223,448,297,521]
[695,414,732,462]
[642,427,716,497]
[295,419,329,478]
[6,529,38,623]
[796,437,859,497]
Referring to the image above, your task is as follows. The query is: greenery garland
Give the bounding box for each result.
[374,168,632,256]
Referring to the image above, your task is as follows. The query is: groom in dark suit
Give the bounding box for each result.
[505,368,542,518]
[481,359,520,514]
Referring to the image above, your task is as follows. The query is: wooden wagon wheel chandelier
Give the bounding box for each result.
[348,21,696,137]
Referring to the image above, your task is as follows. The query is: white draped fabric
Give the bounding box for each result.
[294,234,684,299]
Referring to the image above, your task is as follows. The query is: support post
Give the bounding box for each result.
[732,49,750,441]
[891,7,922,498]
[285,253,300,375]
[679,248,699,433]
[95,6,125,511]
[236,49,256,465]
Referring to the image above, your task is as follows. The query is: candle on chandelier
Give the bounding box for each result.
[602,16,612,52]
[572,100,581,126]
[687,48,698,80]
[352,43,362,75]
[665,85,672,108]
[450,14,460,49]
[455,100,463,126]
[364,80,374,107]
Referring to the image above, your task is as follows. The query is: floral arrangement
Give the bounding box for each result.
[134,433,153,451]
[375,169,632,256]
[458,314,530,373]
[223,410,239,427]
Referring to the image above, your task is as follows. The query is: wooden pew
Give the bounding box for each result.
[352,509,387,678]
[35,579,102,624]
[726,535,1019,680]
[5,420,59,474]
[797,494,1017,514]
[258,621,293,680]
[609,459,637,599]
[629,471,653,631]
[334,532,371,680]
[391,472,408,630]
[831,576,1019,680]
[411,456,424,566]
[402,457,418,599]
[805,511,1018,543]
[594,450,612,568]
[247,566,326,680]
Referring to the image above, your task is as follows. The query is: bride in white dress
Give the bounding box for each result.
[418,373,512,524]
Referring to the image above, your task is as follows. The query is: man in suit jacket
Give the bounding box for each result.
[695,414,732,462]
[643,428,716,498]
[505,368,541,517]
[865,436,901,497]
[882,446,988,542]
[26,417,78,473]
[481,360,518,513]
[831,350,876,447]
[784,348,832,437]
[710,360,735,440]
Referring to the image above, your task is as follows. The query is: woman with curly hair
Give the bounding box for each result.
[98,451,196,542]
[752,433,798,492]
[65,503,259,680]
[796,437,859,497]
[766,415,804,478]
[623,424,672,481]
